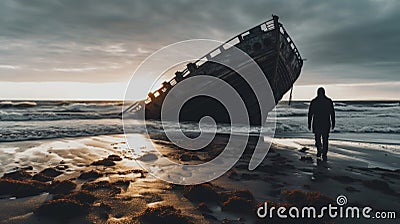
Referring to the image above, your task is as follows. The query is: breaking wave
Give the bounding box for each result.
[0,100,398,142]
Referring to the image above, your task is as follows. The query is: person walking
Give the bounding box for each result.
[308,87,335,161]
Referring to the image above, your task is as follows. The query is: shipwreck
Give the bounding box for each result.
[124,15,303,125]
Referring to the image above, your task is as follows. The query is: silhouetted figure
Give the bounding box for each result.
[308,87,335,161]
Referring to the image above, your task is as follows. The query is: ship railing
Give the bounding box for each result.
[124,100,143,113]
[188,17,276,72]
[145,16,300,104]
[279,25,302,62]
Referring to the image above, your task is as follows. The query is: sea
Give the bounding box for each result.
[0,100,399,144]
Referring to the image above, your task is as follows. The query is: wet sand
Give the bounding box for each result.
[0,134,399,223]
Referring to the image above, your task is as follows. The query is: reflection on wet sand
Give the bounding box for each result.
[0,133,399,223]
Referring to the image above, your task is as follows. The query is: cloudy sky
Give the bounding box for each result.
[0,0,399,100]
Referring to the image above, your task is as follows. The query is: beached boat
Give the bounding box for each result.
[124,15,303,125]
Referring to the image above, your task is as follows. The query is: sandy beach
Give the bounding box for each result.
[0,133,398,223]
[2,0,400,223]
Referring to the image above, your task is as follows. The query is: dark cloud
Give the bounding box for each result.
[0,0,399,84]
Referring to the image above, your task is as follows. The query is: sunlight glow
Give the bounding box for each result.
[0,81,398,101]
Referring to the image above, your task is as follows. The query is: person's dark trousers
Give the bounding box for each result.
[314,131,329,159]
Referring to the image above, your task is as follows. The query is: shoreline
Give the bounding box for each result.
[1,133,399,181]
[276,132,400,145]
[2,130,399,146]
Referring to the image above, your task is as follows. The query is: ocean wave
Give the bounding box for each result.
[278,102,309,109]
[334,106,367,112]
[277,111,307,117]
[0,100,123,121]
[0,100,398,141]
[0,126,124,142]
[0,111,121,121]
[356,126,400,134]
[276,123,308,132]
[275,123,400,134]
[334,102,347,106]
[372,102,399,107]
[1,120,398,142]
[375,114,399,118]
[0,101,37,108]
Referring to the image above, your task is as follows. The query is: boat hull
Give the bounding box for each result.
[127,16,303,126]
